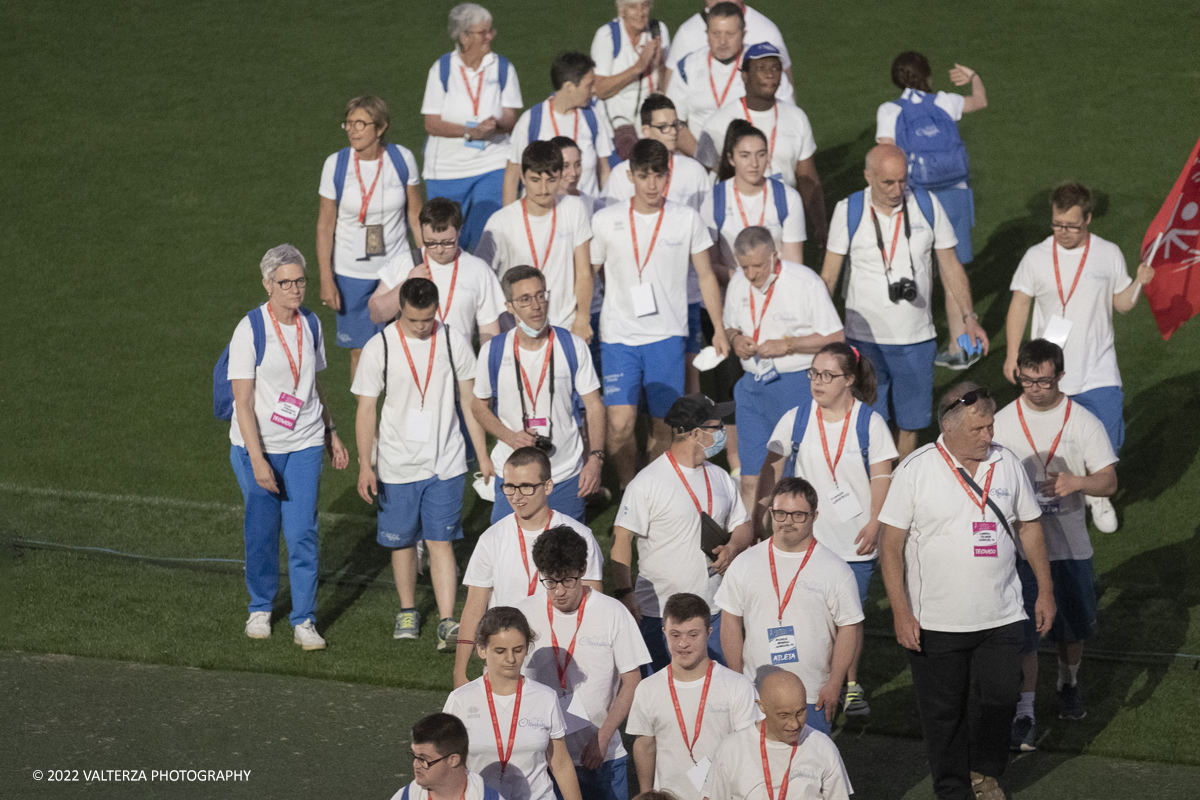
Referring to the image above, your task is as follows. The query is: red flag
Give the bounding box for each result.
[1142,135,1200,340]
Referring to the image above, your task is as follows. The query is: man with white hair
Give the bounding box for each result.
[591,0,672,138]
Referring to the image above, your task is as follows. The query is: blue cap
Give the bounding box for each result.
[741,42,782,70]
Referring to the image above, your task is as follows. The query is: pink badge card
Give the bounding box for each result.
[270,392,304,430]
[972,521,998,557]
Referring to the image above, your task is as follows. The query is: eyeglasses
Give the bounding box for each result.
[699,422,724,432]
[412,752,451,769]
[541,576,581,590]
[1050,222,1086,232]
[647,121,684,134]
[770,509,813,524]
[807,369,848,384]
[512,291,550,309]
[1017,374,1057,389]
[275,277,307,290]
[425,238,459,251]
[341,119,375,132]
[501,481,548,496]
[939,387,990,419]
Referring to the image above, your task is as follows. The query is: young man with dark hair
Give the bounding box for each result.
[391,713,501,800]
[352,278,488,649]
[669,0,794,89]
[992,339,1118,746]
[627,592,758,800]
[517,527,651,800]
[505,51,614,203]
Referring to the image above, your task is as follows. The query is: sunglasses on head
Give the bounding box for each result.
[939,387,990,419]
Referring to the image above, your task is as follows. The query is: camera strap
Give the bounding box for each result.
[870,197,918,280]
[512,330,555,439]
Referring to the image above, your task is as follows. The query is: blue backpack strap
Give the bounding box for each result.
[384,143,410,187]
[846,190,865,245]
[676,56,688,84]
[855,401,872,474]
[298,306,321,354]
[609,20,622,58]
[551,326,586,424]
[581,106,599,145]
[910,186,935,229]
[497,54,510,92]
[713,180,727,233]
[249,307,267,366]
[333,147,351,207]
[401,785,410,800]
[438,51,453,92]
[483,787,500,800]
[782,398,812,477]
[529,101,544,142]
[488,330,509,402]
[770,177,788,223]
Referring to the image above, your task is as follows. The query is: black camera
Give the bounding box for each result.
[533,434,555,455]
[888,277,918,304]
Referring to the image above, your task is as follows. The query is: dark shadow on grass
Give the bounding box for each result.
[1115,370,1200,506]
[314,486,388,631]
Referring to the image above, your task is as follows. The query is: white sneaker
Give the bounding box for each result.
[1088,496,1118,533]
[293,619,326,650]
[245,612,271,639]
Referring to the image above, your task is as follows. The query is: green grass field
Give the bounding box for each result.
[5,0,1200,795]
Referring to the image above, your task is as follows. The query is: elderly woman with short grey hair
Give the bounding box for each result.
[226,244,348,651]
[421,3,523,251]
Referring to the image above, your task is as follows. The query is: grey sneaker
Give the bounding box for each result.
[245,611,271,639]
[935,348,981,370]
[293,619,326,651]
[1058,683,1087,720]
[1010,715,1036,752]
[437,618,460,652]
[842,682,871,716]
[394,609,421,640]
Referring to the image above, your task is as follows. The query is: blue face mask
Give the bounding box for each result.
[703,426,727,459]
[517,318,547,338]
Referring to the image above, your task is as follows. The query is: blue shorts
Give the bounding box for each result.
[601,337,685,418]
[555,755,628,800]
[733,368,812,476]
[491,471,585,524]
[1018,558,1099,651]
[1070,386,1125,453]
[931,187,975,265]
[849,559,876,607]
[686,302,705,355]
[334,274,385,349]
[847,337,935,431]
[376,474,466,549]
[806,703,831,736]
[425,168,505,253]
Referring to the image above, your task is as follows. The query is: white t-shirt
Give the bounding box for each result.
[616,454,750,616]
[591,19,673,128]
[228,305,329,454]
[509,100,615,196]
[766,401,898,562]
[875,88,965,141]
[377,249,504,340]
[715,539,863,693]
[670,6,793,72]
[1009,234,1132,395]
[993,397,1118,561]
[318,146,420,281]
[420,50,524,181]
[517,590,651,765]
[878,437,1042,633]
[696,100,817,187]
[667,47,795,138]
[462,512,604,608]
[602,153,712,305]
[389,772,502,800]
[592,199,713,346]
[826,187,957,345]
[443,677,565,800]
[723,261,842,376]
[703,178,806,273]
[472,331,600,484]
[476,195,594,330]
[626,662,760,800]
[349,321,476,484]
[702,724,853,800]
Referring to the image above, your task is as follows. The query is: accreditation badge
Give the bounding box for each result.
[630,282,658,317]
[364,224,386,257]
[767,625,799,665]
[827,486,864,522]
[270,392,304,430]
[754,358,781,384]
[405,407,432,444]
[972,521,999,557]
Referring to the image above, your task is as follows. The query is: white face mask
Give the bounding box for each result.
[517,318,547,338]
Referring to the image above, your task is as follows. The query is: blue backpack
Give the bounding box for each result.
[332,143,409,207]
[437,51,511,94]
[782,399,873,479]
[400,785,499,800]
[529,100,599,148]
[487,328,586,425]
[893,90,970,191]
[713,177,789,235]
[608,19,662,57]
[213,307,321,420]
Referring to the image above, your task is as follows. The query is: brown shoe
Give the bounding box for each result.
[971,773,1006,800]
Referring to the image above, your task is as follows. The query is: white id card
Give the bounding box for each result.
[1035,492,1061,516]
[527,417,549,436]
[561,692,591,734]
[768,625,799,665]
[972,521,999,558]
[405,408,432,443]
[630,282,658,317]
[270,392,304,430]
[1042,315,1073,349]
[828,486,864,522]
[353,226,370,260]
[463,120,486,150]
[687,757,713,792]
[755,358,781,384]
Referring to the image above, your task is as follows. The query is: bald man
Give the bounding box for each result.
[821,145,988,460]
[703,670,852,800]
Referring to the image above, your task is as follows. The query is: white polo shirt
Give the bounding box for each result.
[766,401,899,562]
[377,249,504,340]
[462,511,604,608]
[626,662,760,800]
[472,330,600,484]
[509,100,615,197]
[592,199,713,346]
[669,6,793,73]
[389,772,497,800]
[350,321,476,484]
[318,145,420,281]
[420,50,524,181]
[616,453,750,616]
[826,187,957,345]
[878,437,1042,632]
[1009,234,1131,395]
[517,590,651,766]
[702,724,853,800]
[476,194,594,329]
[703,178,806,270]
[591,18,672,128]
[696,100,817,187]
[992,397,1117,561]
[227,305,328,454]
[443,676,565,800]
[722,260,842,377]
[667,47,795,138]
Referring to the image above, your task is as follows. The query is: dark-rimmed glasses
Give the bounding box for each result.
[501,481,548,497]
[770,509,812,524]
[541,576,581,590]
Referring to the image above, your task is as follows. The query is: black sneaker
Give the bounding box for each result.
[1057,683,1087,720]
[1010,715,1036,752]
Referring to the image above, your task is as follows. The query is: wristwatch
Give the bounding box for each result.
[589,450,606,461]
[963,311,979,322]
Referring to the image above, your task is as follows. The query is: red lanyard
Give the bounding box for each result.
[266,302,303,390]
[870,207,904,269]
[353,149,385,225]
[517,518,553,597]
[629,203,666,282]
[625,22,654,93]
[514,328,555,415]
[816,405,853,485]
[396,323,438,408]
[483,674,523,776]
[667,452,712,515]
[460,64,485,117]
[708,49,741,108]
[761,724,798,800]
[748,259,781,343]
[936,442,996,520]
[768,537,817,623]
[734,181,768,229]
[1052,237,1091,314]
[667,660,714,764]
[547,588,590,690]
[521,198,557,270]
[1017,397,1073,478]
[741,98,777,160]
[547,99,579,141]
[422,249,460,323]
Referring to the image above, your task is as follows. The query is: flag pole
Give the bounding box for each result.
[1135,232,1164,304]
